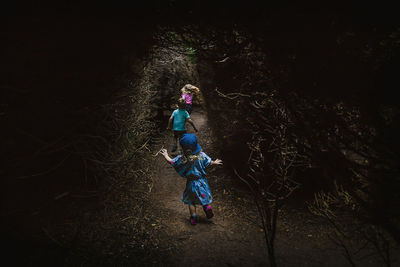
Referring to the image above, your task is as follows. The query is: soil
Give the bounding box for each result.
[148,107,389,266]
[151,108,266,266]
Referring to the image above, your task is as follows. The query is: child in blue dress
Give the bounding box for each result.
[159,133,223,225]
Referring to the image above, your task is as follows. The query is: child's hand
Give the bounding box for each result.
[212,159,223,165]
[159,148,168,157]
[159,148,173,164]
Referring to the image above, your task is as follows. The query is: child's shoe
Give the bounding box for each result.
[203,205,214,219]
[172,144,177,152]
[190,214,197,225]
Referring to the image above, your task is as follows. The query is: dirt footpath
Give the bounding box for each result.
[148,108,386,267]
[151,108,267,266]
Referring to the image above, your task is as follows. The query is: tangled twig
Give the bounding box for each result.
[215,88,251,100]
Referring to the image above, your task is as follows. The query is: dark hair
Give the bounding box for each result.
[178,98,186,109]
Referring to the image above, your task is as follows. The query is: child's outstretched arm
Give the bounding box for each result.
[167,115,173,130]
[211,159,223,165]
[159,149,173,164]
[187,118,198,132]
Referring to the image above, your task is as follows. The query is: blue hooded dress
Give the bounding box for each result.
[171,152,213,205]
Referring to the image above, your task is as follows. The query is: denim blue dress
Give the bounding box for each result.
[171,152,213,205]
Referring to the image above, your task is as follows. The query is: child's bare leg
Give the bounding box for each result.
[188,204,197,216]
[189,204,198,225]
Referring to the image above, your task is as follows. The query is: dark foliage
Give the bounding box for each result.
[153,1,400,265]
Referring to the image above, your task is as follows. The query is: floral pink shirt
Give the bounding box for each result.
[182,93,193,104]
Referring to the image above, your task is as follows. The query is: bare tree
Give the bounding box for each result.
[216,90,303,266]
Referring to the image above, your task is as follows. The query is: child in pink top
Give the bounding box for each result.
[181,84,199,114]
